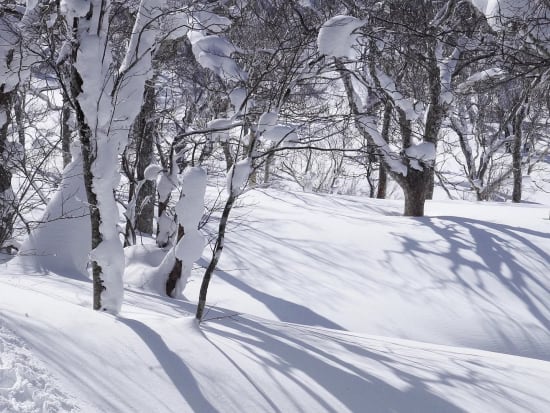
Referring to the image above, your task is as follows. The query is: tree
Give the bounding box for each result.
[321,1,489,216]
[63,0,171,312]
[0,0,41,249]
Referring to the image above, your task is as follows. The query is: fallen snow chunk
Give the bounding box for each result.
[317,15,364,58]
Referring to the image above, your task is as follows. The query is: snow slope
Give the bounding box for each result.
[184,189,550,361]
[1,272,550,413]
[1,188,550,412]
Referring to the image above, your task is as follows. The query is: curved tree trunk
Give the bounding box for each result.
[0,90,15,246]
[135,80,157,234]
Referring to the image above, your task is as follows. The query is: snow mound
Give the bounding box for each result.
[0,324,79,413]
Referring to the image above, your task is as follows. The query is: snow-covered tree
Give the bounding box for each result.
[62,0,171,312]
[320,1,489,216]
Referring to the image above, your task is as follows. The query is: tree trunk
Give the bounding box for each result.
[166,224,184,297]
[511,112,524,203]
[61,93,72,168]
[403,169,429,217]
[196,193,235,321]
[134,80,156,234]
[0,90,15,245]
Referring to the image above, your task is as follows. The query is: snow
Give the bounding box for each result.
[405,142,436,163]
[317,15,364,59]
[261,125,298,144]
[0,323,79,412]
[257,111,278,133]
[206,117,237,142]
[1,187,550,410]
[376,69,420,121]
[188,31,247,82]
[227,158,251,196]
[229,87,249,114]
[144,164,163,181]
[60,0,91,19]
[172,167,207,291]
[15,148,91,279]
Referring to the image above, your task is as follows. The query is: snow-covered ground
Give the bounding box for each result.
[1,187,550,412]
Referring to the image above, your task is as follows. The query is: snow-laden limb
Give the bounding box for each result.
[375,69,421,121]
[317,15,364,59]
[227,158,252,196]
[357,114,408,176]
[207,117,238,142]
[457,68,507,92]
[188,30,247,81]
[437,41,462,105]
[190,10,231,33]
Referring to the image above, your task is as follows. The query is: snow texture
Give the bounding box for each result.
[0,323,78,413]
[317,15,364,59]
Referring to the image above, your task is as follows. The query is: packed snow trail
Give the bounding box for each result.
[0,323,79,413]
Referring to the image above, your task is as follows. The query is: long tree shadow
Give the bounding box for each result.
[202,315,477,413]
[118,317,220,413]
[393,215,550,359]
[198,257,344,330]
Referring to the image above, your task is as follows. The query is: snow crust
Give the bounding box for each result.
[317,15,364,58]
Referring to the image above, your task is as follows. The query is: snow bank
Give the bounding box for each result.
[16,152,91,279]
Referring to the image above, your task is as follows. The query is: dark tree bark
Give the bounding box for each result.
[61,92,72,168]
[165,224,184,297]
[0,89,15,245]
[134,80,157,234]
[196,193,235,320]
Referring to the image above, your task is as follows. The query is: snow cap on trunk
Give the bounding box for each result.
[227,158,251,196]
